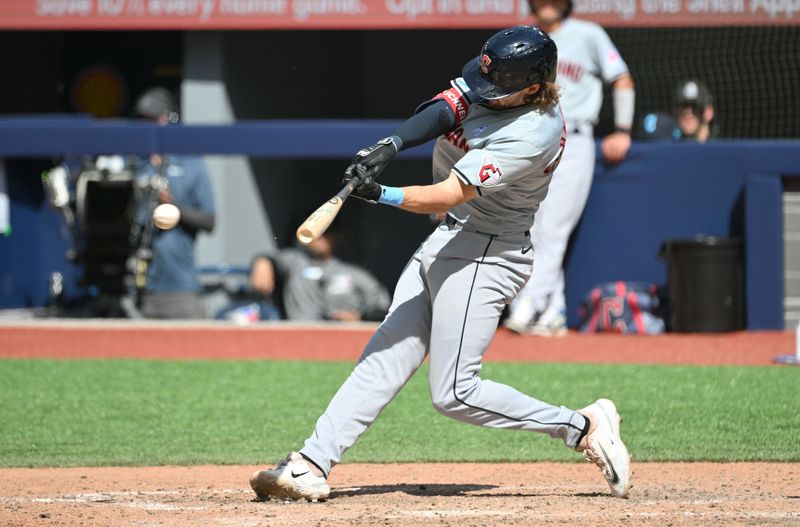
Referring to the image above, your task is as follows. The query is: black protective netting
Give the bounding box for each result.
[598,26,800,139]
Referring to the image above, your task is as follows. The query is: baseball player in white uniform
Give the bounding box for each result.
[504,0,635,335]
[250,26,632,502]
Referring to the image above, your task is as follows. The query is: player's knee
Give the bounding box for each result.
[430,381,466,414]
[430,381,478,418]
[430,392,460,416]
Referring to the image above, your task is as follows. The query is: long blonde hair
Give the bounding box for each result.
[525,81,560,111]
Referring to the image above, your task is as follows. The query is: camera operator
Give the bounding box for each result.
[134,87,216,319]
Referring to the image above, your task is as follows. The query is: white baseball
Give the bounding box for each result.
[153,203,181,230]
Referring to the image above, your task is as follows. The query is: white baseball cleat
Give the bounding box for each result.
[527,307,568,337]
[577,399,632,498]
[250,452,330,502]
[502,315,532,334]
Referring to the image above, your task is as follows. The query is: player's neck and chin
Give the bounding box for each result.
[484,86,539,111]
[534,12,566,34]
[484,99,527,111]
[537,20,561,34]
[482,86,559,115]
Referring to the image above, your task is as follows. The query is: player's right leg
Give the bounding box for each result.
[425,239,587,447]
[251,256,432,501]
[423,232,631,498]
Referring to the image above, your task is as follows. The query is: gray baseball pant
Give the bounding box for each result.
[300,223,587,476]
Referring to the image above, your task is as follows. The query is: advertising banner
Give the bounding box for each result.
[2,0,799,29]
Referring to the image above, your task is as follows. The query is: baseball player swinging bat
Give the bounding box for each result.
[296,171,364,245]
[251,26,632,505]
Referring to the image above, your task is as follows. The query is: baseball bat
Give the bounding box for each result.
[296,175,363,245]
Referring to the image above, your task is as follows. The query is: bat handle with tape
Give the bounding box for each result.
[295,172,365,246]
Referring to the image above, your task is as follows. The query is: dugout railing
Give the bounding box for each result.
[0,117,795,330]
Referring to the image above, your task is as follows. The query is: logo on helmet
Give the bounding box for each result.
[479,54,492,74]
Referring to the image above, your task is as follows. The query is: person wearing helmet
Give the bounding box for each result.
[502,0,636,336]
[133,87,216,319]
[250,26,631,502]
[673,80,716,143]
[635,80,716,142]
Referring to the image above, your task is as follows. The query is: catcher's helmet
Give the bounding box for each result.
[528,0,573,18]
[462,25,558,100]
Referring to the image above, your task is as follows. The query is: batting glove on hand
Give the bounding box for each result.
[343,164,382,204]
[350,136,401,182]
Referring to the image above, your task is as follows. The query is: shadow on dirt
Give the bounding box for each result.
[331,484,496,498]
[331,485,613,499]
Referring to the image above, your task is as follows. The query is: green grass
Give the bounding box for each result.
[0,360,797,467]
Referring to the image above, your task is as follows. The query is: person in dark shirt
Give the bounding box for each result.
[134,87,216,319]
[248,220,390,322]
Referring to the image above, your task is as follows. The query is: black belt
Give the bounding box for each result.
[567,122,590,135]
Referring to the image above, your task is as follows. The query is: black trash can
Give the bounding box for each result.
[660,237,745,332]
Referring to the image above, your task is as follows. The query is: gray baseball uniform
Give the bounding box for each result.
[507,18,630,329]
[300,83,586,476]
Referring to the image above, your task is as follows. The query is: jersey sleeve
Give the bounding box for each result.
[591,26,629,83]
[414,78,480,126]
[451,139,546,196]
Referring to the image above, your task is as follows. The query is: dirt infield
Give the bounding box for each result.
[2,322,797,525]
[1,463,798,526]
[0,321,794,365]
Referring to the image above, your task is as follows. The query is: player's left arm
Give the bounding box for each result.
[346,164,477,214]
[347,81,475,182]
[602,72,635,164]
[396,172,478,214]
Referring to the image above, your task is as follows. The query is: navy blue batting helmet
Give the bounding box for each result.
[462,26,558,100]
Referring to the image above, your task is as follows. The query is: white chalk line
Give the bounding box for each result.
[6,487,798,521]
[21,489,250,512]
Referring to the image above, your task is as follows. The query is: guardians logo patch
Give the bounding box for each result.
[478,153,502,187]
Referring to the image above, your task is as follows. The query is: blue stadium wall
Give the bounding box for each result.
[0,119,794,330]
